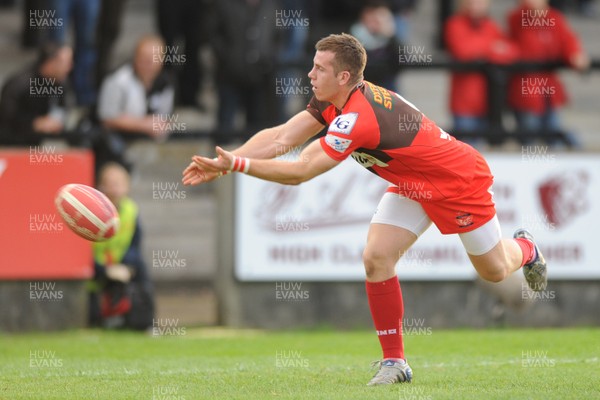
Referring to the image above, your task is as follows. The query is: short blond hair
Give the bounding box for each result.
[315,33,367,86]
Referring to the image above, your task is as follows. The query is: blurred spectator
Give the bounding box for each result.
[97,35,175,141]
[388,0,417,43]
[276,0,311,122]
[156,0,210,108]
[445,0,518,145]
[351,1,401,91]
[577,0,597,16]
[48,0,100,106]
[508,0,590,147]
[95,0,129,88]
[21,0,47,48]
[210,0,279,140]
[550,0,597,17]
[90,162,155,330]
[0,44,74,146]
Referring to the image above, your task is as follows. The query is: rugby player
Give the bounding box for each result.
[183,33,547,386]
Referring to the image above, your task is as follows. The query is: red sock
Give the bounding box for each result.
[365,276,404,360]
[514,238,536,267]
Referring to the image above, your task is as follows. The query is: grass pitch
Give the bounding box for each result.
[0,327,598,400]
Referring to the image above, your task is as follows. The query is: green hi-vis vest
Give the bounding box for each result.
[93,197,138,265]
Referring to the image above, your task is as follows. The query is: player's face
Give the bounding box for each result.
[308,51,343,102]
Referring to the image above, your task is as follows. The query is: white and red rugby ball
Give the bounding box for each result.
[55,183,120,242]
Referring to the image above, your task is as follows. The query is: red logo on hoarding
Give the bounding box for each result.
[538,170,589,228]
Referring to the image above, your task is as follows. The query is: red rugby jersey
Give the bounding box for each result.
[307,81,484,202]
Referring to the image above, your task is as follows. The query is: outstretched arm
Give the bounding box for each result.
[182,110,325,185]
[232,110,325,158]
[191,139,340,186]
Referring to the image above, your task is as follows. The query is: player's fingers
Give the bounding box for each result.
[182,164,195,176]
[192,156,220,171]
[182,165,196,177]
[182,170,194,185]
[183,160,202,174]
[184,170,205,186]
[215,146,231,162]
[182,171,195,184]
[190,174,208,185]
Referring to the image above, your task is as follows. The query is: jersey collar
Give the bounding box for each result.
[336,81,364,115]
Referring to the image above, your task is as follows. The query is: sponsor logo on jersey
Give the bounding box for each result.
[329,112,358,135]
[366,81,393,110]
[324,135,352,153]
[351,151,389,168]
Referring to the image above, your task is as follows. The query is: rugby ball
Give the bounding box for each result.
[55,183,120,242]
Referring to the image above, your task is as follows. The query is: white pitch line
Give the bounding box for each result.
[415,357,599,369]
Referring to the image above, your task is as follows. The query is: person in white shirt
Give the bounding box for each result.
[97,35,175,141]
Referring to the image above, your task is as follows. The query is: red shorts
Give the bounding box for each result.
[385,152,495,234]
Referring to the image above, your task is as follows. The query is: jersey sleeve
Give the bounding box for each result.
[319,112,374,162]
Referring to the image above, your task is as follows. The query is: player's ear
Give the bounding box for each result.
[337,70,351,86]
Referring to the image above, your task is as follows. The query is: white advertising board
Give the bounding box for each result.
[235,154,600,281]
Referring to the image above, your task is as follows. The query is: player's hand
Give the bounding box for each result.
[182,161,221,186]
[33,115,63,134]
[106,264,132,283]
[191,146,234,173]
[570,52,590,72]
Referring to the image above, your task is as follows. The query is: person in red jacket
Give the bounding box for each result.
[508,0,590,147]
[445,0,518,146]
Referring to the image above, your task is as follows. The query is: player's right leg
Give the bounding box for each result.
[459,216,547,291]
[363,191,431,385]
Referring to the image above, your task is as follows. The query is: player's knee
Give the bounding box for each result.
[363,248,396,279]
[478,266,508,283]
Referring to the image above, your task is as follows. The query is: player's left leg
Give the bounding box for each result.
[364,191,432,386]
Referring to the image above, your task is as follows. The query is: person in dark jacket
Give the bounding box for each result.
[210,0,279,140]
[0,44,73,145]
